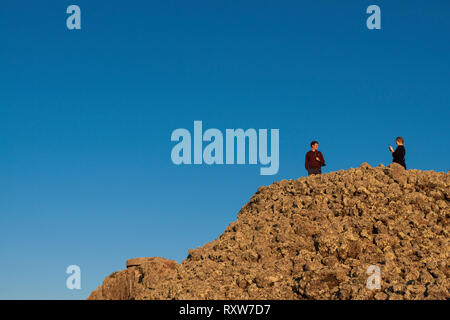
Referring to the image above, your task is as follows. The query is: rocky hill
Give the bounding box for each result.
[88,163,449,300]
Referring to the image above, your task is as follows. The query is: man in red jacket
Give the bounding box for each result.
[305,141,326,175]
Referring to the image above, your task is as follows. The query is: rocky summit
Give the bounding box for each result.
[88,163,449,300]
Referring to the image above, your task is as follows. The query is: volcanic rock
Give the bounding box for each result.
[88,164,449,300]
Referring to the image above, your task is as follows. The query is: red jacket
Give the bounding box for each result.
[305,150,325,170]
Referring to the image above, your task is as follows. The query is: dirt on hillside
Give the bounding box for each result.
[88,163,449,300]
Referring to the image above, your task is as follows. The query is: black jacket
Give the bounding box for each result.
[392,145,406,169]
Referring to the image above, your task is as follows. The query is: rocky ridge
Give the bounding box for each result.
[88,163,449,300]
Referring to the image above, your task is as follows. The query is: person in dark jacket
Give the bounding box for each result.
[389,136,406,169]
[305,140,326,175]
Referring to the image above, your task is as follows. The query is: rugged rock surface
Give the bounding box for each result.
[88,163,449,300]
[88,257,177,300]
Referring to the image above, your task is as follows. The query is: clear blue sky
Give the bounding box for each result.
[1,1,448,299]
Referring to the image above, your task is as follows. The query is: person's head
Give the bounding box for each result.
[395,136,404,146]
[310,140,319,151]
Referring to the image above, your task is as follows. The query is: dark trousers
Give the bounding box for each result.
[307,167,322,176]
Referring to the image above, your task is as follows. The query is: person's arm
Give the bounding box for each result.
[319,151,326,166]
[305,153,309,170]
[393,147,405,162]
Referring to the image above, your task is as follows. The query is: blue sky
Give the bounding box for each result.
[0,1,449,299]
